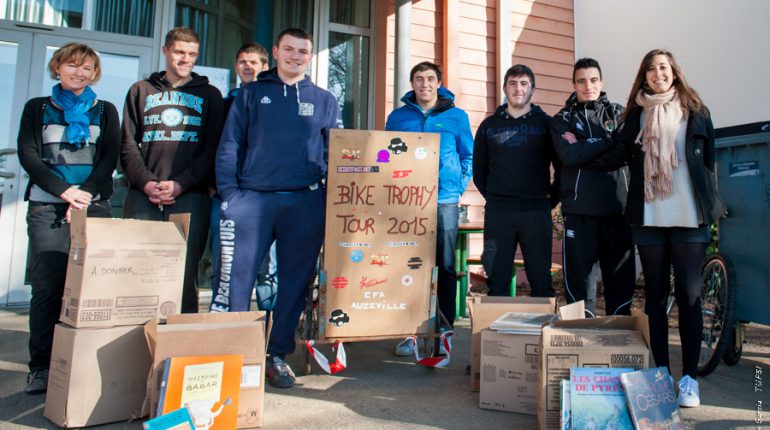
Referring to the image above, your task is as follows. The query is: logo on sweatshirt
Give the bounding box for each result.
[160,108,184,127]
[298,102,314,116]
[260,96,271,104]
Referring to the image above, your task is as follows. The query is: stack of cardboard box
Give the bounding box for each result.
[44,210,190,428]
[470,295,652,429]
[43,210,269,429]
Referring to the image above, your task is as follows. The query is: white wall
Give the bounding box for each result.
[574,0,770,128]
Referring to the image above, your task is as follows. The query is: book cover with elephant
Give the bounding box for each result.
[158,354,243,430]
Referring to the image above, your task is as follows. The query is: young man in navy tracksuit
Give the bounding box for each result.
[212,28,341,388]
[549,58,635,315]
[209,43,274,305]
[473,64,561,298]
[385,62,473,356]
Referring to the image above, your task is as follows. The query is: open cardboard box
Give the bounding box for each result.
[61,210,189,328]
[537,310,651,430]
[468,296,557,391]
[143,312,268,428]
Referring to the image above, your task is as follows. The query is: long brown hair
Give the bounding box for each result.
[621,49,704,122]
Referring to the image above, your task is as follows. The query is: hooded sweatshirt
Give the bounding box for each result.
[385,87,473,204]
[473,104,560,211]
[120,71,224,193]
[550,92,628,216]
[216,68,342,199]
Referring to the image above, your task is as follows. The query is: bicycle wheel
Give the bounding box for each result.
[722,324,744,366]
[697,253,736,376]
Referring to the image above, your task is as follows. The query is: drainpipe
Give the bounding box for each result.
[394,0,412,107]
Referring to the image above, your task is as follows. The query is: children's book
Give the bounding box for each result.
[620,367,685,430]
[157,354,243,430]
[490,312,558,334]
[143,407,195,430]
[560,379,571,430]
[570,367,634,430]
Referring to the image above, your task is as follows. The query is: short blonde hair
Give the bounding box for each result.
[48,43,102,83]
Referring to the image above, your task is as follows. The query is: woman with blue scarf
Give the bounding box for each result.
[17,43,120,395]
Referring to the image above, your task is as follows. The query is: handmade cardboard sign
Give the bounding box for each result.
[322,129,439,339]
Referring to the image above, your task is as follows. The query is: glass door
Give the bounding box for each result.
[0,28,33,307]
[0,31,153,306]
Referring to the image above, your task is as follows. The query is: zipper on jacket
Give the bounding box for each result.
[573,169,582,201]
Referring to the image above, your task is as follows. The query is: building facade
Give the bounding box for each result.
[0,0,575,305]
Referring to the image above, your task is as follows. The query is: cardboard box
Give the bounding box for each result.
[144,312,267,428]
[468,296,556,391]
[44,324,151,428]
[61,210,189,328]
[537,311,651,430]
[479,329,542,415]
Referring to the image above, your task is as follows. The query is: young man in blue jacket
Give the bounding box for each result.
[385,62,474,356]
[212,28,341,388]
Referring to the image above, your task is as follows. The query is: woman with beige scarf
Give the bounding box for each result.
[614,49,726,409]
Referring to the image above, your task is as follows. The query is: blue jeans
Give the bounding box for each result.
[437,204,459,327]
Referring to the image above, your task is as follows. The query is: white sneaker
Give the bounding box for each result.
[394,338,414,356]
[677,375,700,407]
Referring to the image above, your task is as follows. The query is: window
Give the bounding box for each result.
[321,0,372,129]
[1,1,156,37]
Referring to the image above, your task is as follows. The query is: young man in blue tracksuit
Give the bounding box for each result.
[212,28,341,388]
[385,62,474,356]
[209,43,276,308]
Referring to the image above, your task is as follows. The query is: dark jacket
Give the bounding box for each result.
[473,104,560,211]
[550,92,629,216]
[216,68,341,199]
[385,86,474,204]
[18,97,120,201]
[120,71,224,194]
[615,105,726,226]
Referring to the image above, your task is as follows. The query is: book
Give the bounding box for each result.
[158,354,243,430]
[570,367,634,430]
[489,312,557,334]
[560,379,571,430]
[143,407,195,430]
[620,367,685,430]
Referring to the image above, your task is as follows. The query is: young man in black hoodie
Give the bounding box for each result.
[473,64,560,298]
[549,58,635,315]
[121,27,224,314]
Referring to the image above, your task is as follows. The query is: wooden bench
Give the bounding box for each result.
[461,257,562,296]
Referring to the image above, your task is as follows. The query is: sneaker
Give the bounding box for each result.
[266,356,295,388]
[394,338,414,356]
[438,328,453,355]
[25,369,49,395]
[677,375,700,407]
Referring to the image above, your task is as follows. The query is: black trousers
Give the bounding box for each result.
[561,213,636,315]
[482,207,554,297]
[27,201,111,372]
[124,188,211,313]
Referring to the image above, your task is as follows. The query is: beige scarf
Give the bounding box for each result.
[635,89,687,201]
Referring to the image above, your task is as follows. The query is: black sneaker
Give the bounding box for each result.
[266,356,295,388]
[25,369,49,395]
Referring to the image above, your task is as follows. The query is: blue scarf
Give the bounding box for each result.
[51,83,96,149]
